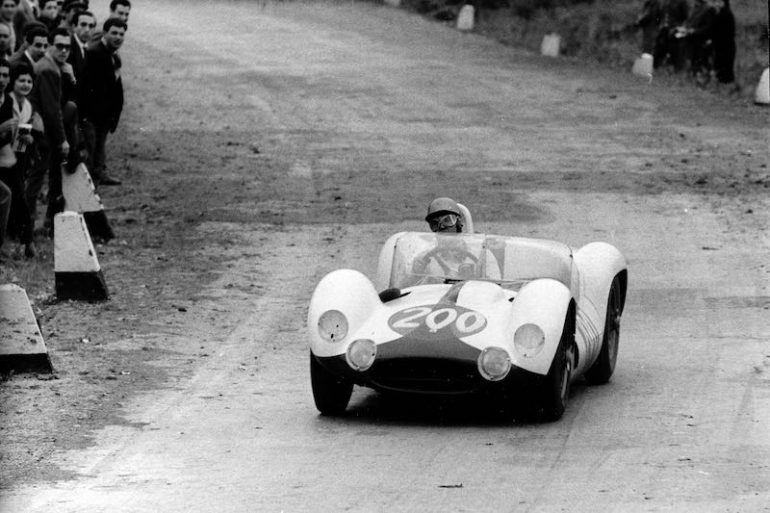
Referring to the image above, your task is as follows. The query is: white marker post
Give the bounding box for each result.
[456,5,475,31]
[0,284,52,373]
[62,163,115,241]
[540,33,561,57]
[54,211,109,301]
[755,67,769,105]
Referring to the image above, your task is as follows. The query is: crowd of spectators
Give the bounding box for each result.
[0,0,129,261]
[635,0,736,85]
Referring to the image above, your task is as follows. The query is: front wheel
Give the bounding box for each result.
[585,276,622,385]
[538,314,576,422]
[310,354,353,415]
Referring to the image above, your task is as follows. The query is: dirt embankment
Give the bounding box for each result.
[404,0,769,97]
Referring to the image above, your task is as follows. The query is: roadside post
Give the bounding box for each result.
[0,284,52,373]
[54,211,110,301]
[62,163,115,242]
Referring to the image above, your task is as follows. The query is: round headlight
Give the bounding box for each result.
[318,310,348,343]
[346,339,377,371]
[514,323,545,358]
[477,346,511,381]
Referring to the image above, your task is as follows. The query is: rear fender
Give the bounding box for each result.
[308,269,381,357]
[574,242,628,324]
[509,279,573,376]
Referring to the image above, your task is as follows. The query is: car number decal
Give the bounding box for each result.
[389,305,487,338]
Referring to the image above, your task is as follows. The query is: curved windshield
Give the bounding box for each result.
[387,233,574,290]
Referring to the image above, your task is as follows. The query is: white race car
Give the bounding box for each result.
[308,224,627,421]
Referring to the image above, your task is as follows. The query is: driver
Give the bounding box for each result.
[425,197,464,233]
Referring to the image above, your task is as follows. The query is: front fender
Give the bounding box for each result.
[509,279,572,376]
[307,269,381,357]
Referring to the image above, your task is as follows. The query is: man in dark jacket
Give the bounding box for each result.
[80,17,125,186]
[711,0,735,84]
[653,0,689,70]
[26,27,77,228]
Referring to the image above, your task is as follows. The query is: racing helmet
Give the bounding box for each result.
[425,197,464,232]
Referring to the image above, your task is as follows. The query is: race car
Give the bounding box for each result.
[307,226,627,421]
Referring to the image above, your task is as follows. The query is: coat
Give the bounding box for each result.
[80,40,123,132]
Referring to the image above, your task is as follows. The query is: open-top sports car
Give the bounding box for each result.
[307,226,627,421]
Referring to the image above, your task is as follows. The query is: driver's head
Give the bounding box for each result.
[426,197,463,233]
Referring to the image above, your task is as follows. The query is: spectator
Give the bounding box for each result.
[0,0,18,52]
[0,21,12,57]
[10,23,47,66]
[80,17,124,186]
[711,0,735,84]
[27,27,76,230]
[0,62,37,257]
[681,0,716,82]
[36,0,60,33]
[0,57,16,257]
[653,0,689,71]
[635,0,660,55]
[57,0,84,32]
[109,0,129,23]
[13,0,38,49]
[90,0,129,42]
[67,9,92,81]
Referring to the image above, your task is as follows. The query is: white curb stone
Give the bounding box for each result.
[541,33,561,57]
[632,53,654,79]
[62,163,115,241]
[54,211,109,301]
[457,5,474,31]
[755,67,769,105]
[0,284,52,372]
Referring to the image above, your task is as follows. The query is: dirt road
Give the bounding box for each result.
[2,0,769,511]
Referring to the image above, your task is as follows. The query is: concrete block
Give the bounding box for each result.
[456,5,474,31]
[0,284,52,373]
[755,67,769,105]
[632,53,653,79]
[540,33,560,58]
[62,163,114,241]
[54,211,109,301]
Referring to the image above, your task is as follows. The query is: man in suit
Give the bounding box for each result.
[26,27,77,229]
[68,10,94,82]
[80,17,124,186]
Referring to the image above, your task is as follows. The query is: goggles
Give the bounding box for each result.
[428,213,459,232]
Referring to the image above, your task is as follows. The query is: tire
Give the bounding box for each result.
[538,315,576,422]
[310,353,353,415]
[585,276,622,385]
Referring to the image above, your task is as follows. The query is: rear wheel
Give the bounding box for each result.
[310,354,353,415]
[585,276,622,385]
[538,315,576,422]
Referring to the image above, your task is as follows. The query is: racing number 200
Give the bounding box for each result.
[389,306,487,336]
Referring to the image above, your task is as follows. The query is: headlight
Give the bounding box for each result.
[318,310,348,343]
[477,346,511,381]
[346,339,377,371]
[514,323,545,358]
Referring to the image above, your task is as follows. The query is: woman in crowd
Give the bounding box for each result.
[0,62,38,257]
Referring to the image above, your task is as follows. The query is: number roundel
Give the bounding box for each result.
[389,305,487,337]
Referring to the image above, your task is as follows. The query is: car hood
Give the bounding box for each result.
[349,281,515,354]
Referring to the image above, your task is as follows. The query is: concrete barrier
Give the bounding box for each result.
[540,33,560,58]
[0,284,52,373]
[456,5,474,31]
[755,67,769,105]
[62,163,114,241]
[54,211,109,301]
[632,53,654,79]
